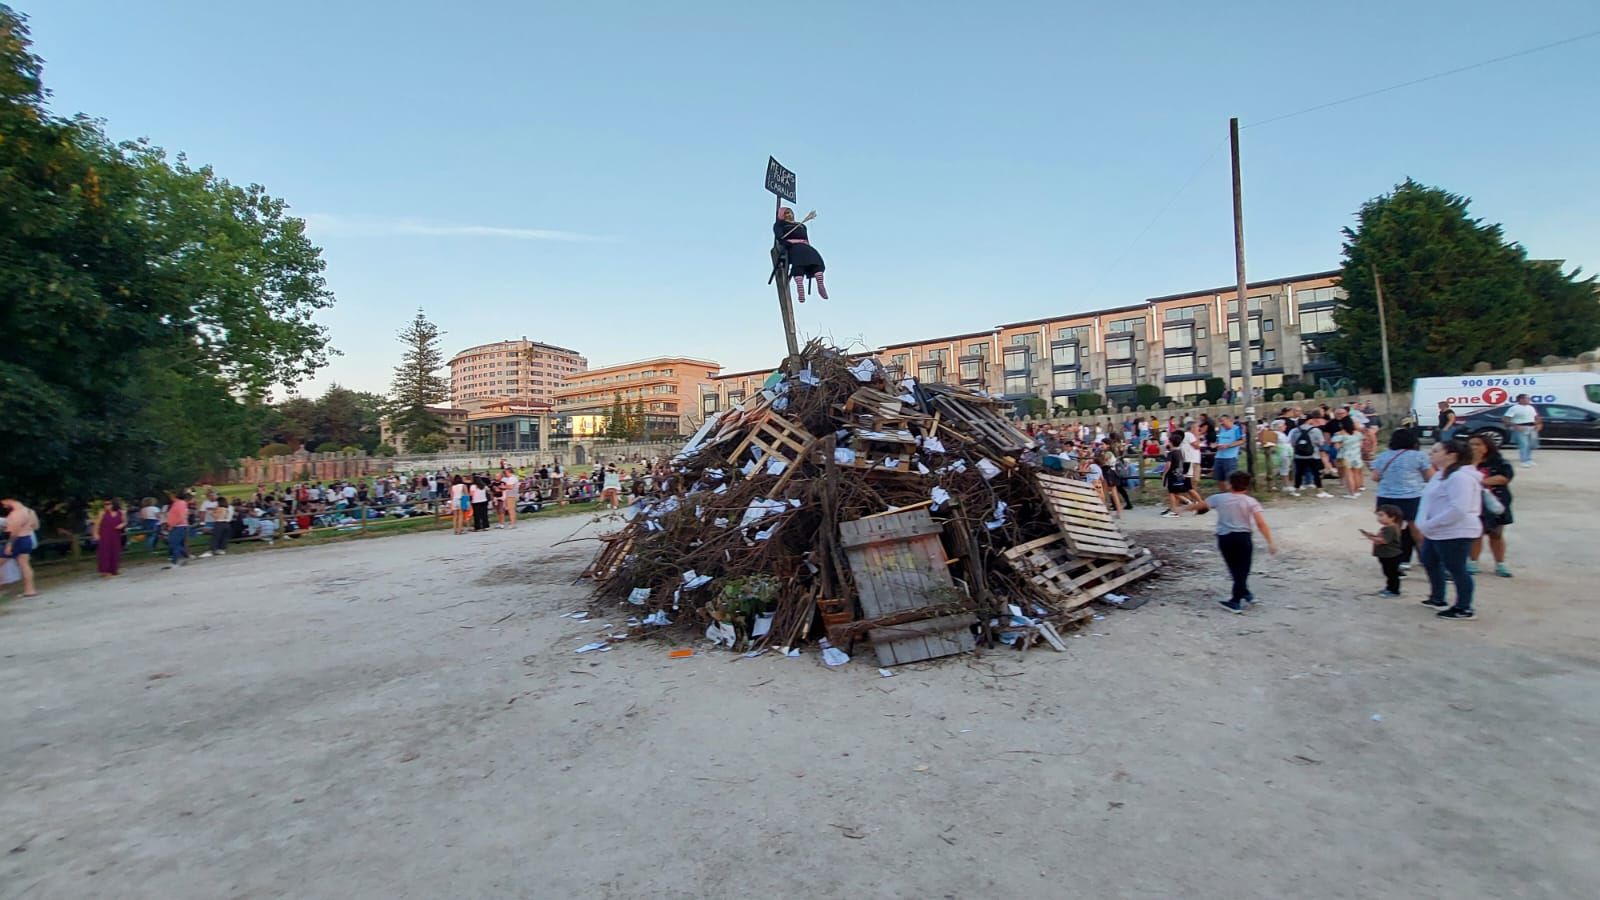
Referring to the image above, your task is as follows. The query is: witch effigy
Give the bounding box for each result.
[774,207,827,303]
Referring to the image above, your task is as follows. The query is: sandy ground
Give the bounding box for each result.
[2,454,1597,900]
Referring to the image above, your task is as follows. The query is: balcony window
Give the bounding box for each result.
[924,348,948,364]
[727,391,745,406]
[1300,307,1337,334]
[1050,342,1078,368]
[702,394,718,415]
[1164,304,1208,322]
[1106,337,1133,360]
[1003,348,1029,373]
[1164,325,1194,349]
[1301,339,1330,365]
[1106,364,1134,386]
[1052,370,1078,393]
[918,363,943,383]
[891,353,910,369]
[959,358,982,382]
[1227,318,1263,342]
[1010,333,1041,355]
[1056,325,1092,342]
[1004,374,1029,395]
[1296,286,1340,308]
[1108,316,1144,334]
[966,342,989,358]
[1166,353,1196,377]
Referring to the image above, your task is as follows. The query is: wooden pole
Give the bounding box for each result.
[1372,265,1395,425]
[1229,117,1256,476]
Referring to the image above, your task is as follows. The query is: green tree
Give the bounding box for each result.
[0,6,334,503]
[605,393,630,441]
[1134,384,1162,408]
[1203,378,1225,403]
[1070,392,1103,411]
[1326,179,1600,387]
[388,309,449,451]
[630,399,647,440]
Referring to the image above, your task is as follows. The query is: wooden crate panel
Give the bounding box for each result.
[870,614,978,666]
[1034,472,1132,558]
[840,509,954,620]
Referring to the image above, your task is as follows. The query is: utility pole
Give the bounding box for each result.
[1372,265,1395,424]
[764,157,803,374]
[1229,117,1256,476]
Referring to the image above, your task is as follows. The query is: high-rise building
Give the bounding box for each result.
[448,339,586,408]
[551,357,720,440]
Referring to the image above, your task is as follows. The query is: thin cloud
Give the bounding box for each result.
[304,213,609,242]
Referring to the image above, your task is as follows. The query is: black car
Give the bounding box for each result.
[1451,403,1600,449]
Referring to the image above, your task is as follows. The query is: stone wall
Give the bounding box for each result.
[1018,390,1414,429]
[223,440,684,484]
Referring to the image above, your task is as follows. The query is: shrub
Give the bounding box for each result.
[1134,384,1162,408]
[1070,392,1103,411]
[259,442,293,457]
[1203,377,1226,403]
[373,443,397,457]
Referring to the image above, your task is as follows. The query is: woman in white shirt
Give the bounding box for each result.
[1416,438,1483,620]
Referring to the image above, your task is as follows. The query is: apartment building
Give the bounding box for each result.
[551,356,720,440]
[703,368,775,416]
[448,339,587,407]
[378,406,469,454]
[871,270,1344,408]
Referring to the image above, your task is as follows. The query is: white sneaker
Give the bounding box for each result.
[1316,492,1334,499]
[1520,462,1535,468]
[198,551,213,558]
[1345,493,1360,499]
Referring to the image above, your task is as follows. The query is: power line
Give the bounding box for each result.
[1096,139,1227,281]
[1243,27,1600,129]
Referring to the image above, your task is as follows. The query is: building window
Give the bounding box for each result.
[1106,364,1134,386]
[966,342,989,358]
[728,390,745,406]
[1263,319,1275,332]
[1136,339,1146,351]
[1198,355,1209,368]
[702,394,718,415]
[1004,374,1029,395]
[1164,304,1208,322]
[1227,318,1263,342]
[1164,325,1193,349]
[1056,325,1092,342]
[925,348,948,364]
[1300,307,1337,334]
[1296,286,1340,308]
[918,363,942,383]
[1264,348,1277,363]
[1106,337,1133,360]
[891,353,910,370]
[1052,370,1078,393]
[1010,333,1041,355]
[1137,366,1147,378]
[1301,340,1330,365]
[1227,296,1267,313]
[1050,342,1078,368]
[1108,316,1143,333]
[1003,347,1029,373]
[959,358,982,383]
[1166,353,1196,376]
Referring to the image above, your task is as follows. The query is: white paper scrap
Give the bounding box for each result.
[916,462,931,475]
[766,458,788,476]
[878,668,896,678]
[741,460,758,476]
[976,458,1002,480]
[643,610,672,627]
[575,642,609,654]
[931,486,951,510]
[921,436,946,454]
[985,500,1009,530]
[834,447,858,465]
[627,588,650,606]
[849,359,877,382]
[882,457,900,469]
[752,612,774,637]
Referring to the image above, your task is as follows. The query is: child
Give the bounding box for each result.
[1192,471,1277,613]
[1366,505,1405,596]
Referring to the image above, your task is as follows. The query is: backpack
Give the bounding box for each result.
[1292,427,1316,457]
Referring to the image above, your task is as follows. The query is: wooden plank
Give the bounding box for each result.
[858,500,935,520]
[1076,559,1162,602]
[870,614,977,666]
[1002,533,1067,560]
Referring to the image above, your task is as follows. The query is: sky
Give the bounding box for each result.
[26,0,1600,397]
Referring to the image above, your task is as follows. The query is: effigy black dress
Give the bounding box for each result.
[774,220,825,277]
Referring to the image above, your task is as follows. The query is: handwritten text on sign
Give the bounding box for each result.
[765,156,796,202]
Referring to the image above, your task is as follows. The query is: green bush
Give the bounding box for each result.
[1203,378,1226,403]
[374,443,397,457]
[259,442,293,457]
[1070,392,1103,411]
[1134,384,1162,408]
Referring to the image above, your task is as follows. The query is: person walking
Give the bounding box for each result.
[501,468,520,529]
[201,497,232,558]
[1191,471,1277,613]
[163,491,192,568]
[138,496,162,551]
[1467,435,1516,578]
[96,499,127,576]
[1336,418,1367,498]
[1503,394,1541,468]
[1370,428,1433,570]
[1416,438,1482,620]
[1,498,41,598]
[1211,414,1245,484]
[450,475,468,534]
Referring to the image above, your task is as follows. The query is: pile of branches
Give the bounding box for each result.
[587,340,1087,651]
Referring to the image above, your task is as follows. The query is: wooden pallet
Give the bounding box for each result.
[839,508,973,665]
[1002,535,1160,610]
[1033,471,1132,558]
[583,530,633,580]
[729,410,813,472]
[922,385,1032,454]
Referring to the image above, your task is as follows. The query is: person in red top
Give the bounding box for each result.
[164,490,191,567]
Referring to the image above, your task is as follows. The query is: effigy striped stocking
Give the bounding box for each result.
[814,272,828,300]
[793,274,807,303]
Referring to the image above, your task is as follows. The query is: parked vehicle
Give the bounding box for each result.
[1412,372,1600,440]
[1450,403,1600,449]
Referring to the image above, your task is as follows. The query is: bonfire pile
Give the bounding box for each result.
[584,341,1159,666]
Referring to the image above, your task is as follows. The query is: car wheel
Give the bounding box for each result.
[1474,428,1506,448]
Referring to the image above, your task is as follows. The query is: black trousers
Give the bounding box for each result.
[472,501,490,531]
[1376,496,1421,564]
[1217,532,1254,602]
[1379,555,1402,592]
[1293,458,1322,489]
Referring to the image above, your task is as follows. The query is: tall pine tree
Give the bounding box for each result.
[388,309,449,451]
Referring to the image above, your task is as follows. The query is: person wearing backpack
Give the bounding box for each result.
[1288,418,1331,497]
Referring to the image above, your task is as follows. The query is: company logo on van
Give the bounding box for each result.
[1443,389,1553,406]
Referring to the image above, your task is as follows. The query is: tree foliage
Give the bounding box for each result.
[1327,179,1600,387]
[605,393,630,441]
[388,309,449,450]
[0,6,334,502]
[262,384,384,453]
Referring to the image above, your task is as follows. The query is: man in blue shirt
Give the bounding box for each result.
[1212,414,1245,484]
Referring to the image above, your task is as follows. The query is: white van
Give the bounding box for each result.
[1411,372,1600,437]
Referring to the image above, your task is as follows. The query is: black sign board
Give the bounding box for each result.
[765,156,796,202]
